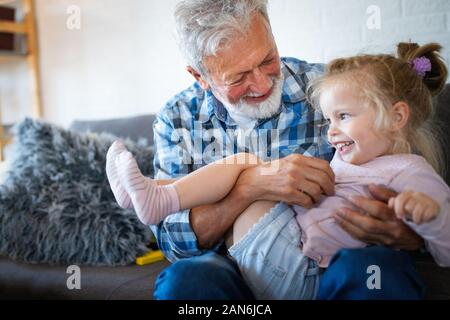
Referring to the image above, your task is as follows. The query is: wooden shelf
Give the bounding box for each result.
[0,52,27,61]
[0,20,26,33]
[0,0,41,161]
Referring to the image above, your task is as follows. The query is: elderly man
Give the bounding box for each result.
[151,0,425,299]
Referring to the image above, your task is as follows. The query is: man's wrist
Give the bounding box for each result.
[232,180,256,206]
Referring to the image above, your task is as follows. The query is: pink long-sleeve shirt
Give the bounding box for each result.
[294,153,450,268]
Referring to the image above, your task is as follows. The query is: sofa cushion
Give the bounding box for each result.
[0,255,170,300]
[0,118,154,266]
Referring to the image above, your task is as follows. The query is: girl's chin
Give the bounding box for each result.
[341,153,360,165]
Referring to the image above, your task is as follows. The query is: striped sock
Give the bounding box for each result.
[116,150,180,225]
[106,140,132,209]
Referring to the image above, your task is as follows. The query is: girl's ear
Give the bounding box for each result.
[186,66,210,91]
[391,101,410,131]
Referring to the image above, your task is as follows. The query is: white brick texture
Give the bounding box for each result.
[270,0,450,72]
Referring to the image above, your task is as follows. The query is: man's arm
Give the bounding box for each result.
[190,183,254,249]
[152,110,210,261]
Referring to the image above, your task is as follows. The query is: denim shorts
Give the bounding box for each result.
[228,202,322,300]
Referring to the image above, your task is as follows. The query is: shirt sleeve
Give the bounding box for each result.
[151,109,210,262]
[389,164,450,267]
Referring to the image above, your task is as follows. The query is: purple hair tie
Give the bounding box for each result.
[410,56,432,78]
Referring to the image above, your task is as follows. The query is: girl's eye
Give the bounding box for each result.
[339,113,350,120]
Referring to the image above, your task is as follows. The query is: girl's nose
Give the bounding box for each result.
[327,122,340,138]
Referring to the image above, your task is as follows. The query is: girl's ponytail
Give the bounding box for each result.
[397,42,448,96]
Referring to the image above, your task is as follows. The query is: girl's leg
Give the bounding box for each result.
[225,200,278,248]
[227,202,319,299]
[173,152,262,209]
[108,140,262,225]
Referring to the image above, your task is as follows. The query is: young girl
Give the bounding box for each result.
[106,42,450,299]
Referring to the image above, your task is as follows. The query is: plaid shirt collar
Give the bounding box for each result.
[198,59,307,127]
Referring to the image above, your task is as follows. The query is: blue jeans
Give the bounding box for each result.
[317,246,425,300]
[153,246,425,300]
[154,251,255,300]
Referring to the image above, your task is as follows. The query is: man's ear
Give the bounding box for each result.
[187,66,210,91]
[391,101,410,131]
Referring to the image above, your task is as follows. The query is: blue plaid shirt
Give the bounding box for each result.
[151,57,334,262]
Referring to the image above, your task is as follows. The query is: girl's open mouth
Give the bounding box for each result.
[336,141,355,154]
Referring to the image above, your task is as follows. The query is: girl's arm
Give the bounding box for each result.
[390,165,450,267]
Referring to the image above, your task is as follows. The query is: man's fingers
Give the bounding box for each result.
[336,208,387,234]
[334,210,391,245]
[304,156,336,183]
[348,195,396,221]
[335,208,423,250]
[368,184,398,202]
[291,190,314,208]
[296,179,322,204]
[303,167,335,196]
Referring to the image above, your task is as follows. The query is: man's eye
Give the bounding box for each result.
[229,78,244,86]
[261,58,274,66]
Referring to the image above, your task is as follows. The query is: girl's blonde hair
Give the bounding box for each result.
[308,42,448,176]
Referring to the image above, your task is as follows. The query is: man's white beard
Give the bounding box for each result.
[217,74,284,120]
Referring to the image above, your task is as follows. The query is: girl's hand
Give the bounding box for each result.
[388,191,440,225]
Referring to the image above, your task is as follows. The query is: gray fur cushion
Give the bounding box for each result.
[0,118,154,266]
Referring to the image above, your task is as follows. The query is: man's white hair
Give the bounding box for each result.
[174,0,270,77]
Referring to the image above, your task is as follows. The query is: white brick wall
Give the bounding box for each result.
[270,0,450,68]
[1,0,449,128]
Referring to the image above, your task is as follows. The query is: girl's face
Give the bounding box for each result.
[320,84,394,165]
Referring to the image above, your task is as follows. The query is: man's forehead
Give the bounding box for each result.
[202,14,276,80]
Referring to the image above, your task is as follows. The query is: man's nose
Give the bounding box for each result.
[248,68,273,94]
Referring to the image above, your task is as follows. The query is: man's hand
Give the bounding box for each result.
[236,154,335,208]
[333,184,424,251]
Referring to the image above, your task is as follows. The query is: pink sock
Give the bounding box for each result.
[106,140,133,209]
[116,150,180,225]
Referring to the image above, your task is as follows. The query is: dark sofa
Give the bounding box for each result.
[1,85,450,300]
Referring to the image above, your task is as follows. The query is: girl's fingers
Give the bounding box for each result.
[394,193,409,219]
[388,197,395,209]
[412,202,425,225]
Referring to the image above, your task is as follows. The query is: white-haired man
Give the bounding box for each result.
[151,0,427,299]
